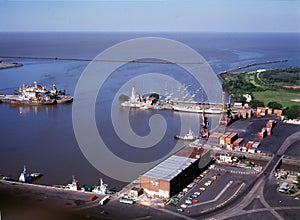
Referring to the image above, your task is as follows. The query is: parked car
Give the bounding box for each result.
[211,176,217,181]
[185,199,192,204]
[181,204,188,208]
[192,199,199,203]
[204,181,211,186]
[194,191,201,196]
[187,183,195,188]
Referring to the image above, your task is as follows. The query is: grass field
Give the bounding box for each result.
[252,90,300,108]
[220,67,300,108]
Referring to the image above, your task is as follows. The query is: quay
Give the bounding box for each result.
[1,103,299,219]
[218,59,288,75]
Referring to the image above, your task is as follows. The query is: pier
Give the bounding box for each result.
[0,55,204,65]
[218,59,288,75]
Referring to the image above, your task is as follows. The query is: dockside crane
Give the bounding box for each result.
[218,91,232,126]
[199,93,209,139]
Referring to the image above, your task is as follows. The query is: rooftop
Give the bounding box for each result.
[175,146,204,159]
[142,155,197,181]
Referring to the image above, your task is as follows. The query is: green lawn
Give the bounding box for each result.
[252,90,300,108]
[221,67,300,108]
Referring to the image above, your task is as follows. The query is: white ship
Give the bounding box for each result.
[1,81,73,105]
[174,129,197,141]
[66,176,79,191]
[92,178,109,195]
[173,105,222,114]
[121,87,144,108]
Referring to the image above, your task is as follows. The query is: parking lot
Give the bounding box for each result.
[165,165,257,216]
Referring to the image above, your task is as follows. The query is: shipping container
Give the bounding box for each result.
[266,127,272,136]
[256,112,261,118]
[247,109,253,118]
[225,132,238,145]
[89,194,97,201]
[246,141,254,148]
[241,147,248,152]
[219,135,228,145]
[248,149,256,154]
[252,142,260,149]
[268,108,273,115]
[266,120,275,128]
[233,138,244,146]
[258,128,266,139]
[274,109,283,116]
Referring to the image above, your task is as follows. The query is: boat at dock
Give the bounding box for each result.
[174,129,197,141]
[121,87,160,109]
[92,178,110,195]
[173,105,222,114]
[10,98,56,106]
[0,81,73,106]
[121,87,144,108]
[65,176,81,191]
[18,165,42,183]
[56,95,73,104]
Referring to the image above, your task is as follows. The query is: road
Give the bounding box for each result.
[204,132,300,220]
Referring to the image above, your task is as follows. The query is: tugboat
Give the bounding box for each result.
[92,178,109,195]
[174,129,197,141]
[18,165,42,183]
[66,176,80,191]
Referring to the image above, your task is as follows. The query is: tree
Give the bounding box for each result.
[284,106,300,119]
[238,155,245,162]
[267,101,283,110]
[119,94,129,103]
[234,94,247,104]
[249,99,264,108]
[149,93,159,100]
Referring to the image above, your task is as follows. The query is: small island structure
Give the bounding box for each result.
[0,60,23,70]
[0,81,73,105]
[120,87,160,109]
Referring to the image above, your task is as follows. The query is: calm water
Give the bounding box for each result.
[0,32,299,189]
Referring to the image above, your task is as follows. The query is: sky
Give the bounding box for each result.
[0,0,299,32]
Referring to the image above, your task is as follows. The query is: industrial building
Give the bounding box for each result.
[140,146,212,198]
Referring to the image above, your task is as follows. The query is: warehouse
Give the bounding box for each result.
[140,146,212,198]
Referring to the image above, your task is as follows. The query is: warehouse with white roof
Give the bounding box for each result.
[140,146,212,198]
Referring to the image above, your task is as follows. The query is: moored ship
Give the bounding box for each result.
[0,81,73,106]
[174,129,197,141]
[173,105,222,114]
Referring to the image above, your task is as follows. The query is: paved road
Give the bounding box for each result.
[204,132,300,220]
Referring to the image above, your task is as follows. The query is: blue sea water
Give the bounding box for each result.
[0,32,299,188]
